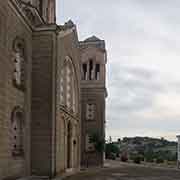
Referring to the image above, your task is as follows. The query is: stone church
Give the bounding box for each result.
[0,0,107,179]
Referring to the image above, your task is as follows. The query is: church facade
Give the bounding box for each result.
[0,0,107,179]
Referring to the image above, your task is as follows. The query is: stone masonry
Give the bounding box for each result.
[0,0,107,179]
[80,36,107,167]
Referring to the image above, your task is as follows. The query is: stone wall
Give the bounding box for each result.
[81,90,106,166]
[55,27,81,175]
[80,38,107,167]
[31,28,56,177]
[0,1,32,179]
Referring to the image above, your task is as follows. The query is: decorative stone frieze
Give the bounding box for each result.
[12,36,26,91]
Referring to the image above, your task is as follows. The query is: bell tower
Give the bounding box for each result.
[79,36,107,167]
[32,0,56,23]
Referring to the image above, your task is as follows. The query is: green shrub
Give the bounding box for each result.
[133,156,141,164]
[145,157,154,163]
[105,143,120,159]
[145,152,154,162]
[90,132,105,153]
[156,158,164,164]
[109,153,116,160]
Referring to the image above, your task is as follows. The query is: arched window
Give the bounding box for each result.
[59,68,65,105]
[12,37,26,90]
[11,106,24,157]
[59,56,77,114]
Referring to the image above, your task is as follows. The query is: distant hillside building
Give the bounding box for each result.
[0,0,107,179]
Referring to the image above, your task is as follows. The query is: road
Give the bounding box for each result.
[63,161,180,180]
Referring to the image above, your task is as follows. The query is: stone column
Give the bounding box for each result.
[87,62,90,80]
[92,62,96,80]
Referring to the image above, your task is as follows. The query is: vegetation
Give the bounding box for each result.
[89,132,105,153]
[156,157,164,164]
[133,156,142,164]
[105,143,120,159]
[107,136,177,164]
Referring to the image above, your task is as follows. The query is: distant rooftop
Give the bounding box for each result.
[84,36,102,42]
[80,36,106,50]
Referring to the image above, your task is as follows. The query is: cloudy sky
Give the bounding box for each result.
[57,0,180,141]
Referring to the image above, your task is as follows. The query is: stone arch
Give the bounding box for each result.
[11,106,24,157]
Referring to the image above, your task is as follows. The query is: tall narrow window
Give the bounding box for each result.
[39,0,43,15]
[61,56,78,114]
[66,65,71,109]
[95,64,100,80]
[60,69,65,105]
[82,63,87,80]
[72,79,76,113]
[89,60,93,80]
[11,107,24,157]
[46,7,49,21]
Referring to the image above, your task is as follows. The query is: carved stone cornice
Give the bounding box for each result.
[11,0,44,27]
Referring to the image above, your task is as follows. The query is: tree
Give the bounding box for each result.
[89,132,105,153]
[117,138,121,143]
[105,143,120,159]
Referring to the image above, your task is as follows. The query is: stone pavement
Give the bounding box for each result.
[16,161,180,180]
[61,160,180,180]
[17,176,49,180]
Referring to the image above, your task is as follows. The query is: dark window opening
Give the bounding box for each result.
[46,7,49,20]
[82,63,87,80]
[39,0,43,15]
[95,64,100,80]
[89,60,93,80]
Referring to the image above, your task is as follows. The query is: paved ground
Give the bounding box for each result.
[63,161,180,180]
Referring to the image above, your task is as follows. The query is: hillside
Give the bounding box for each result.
[112,137,177,162]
